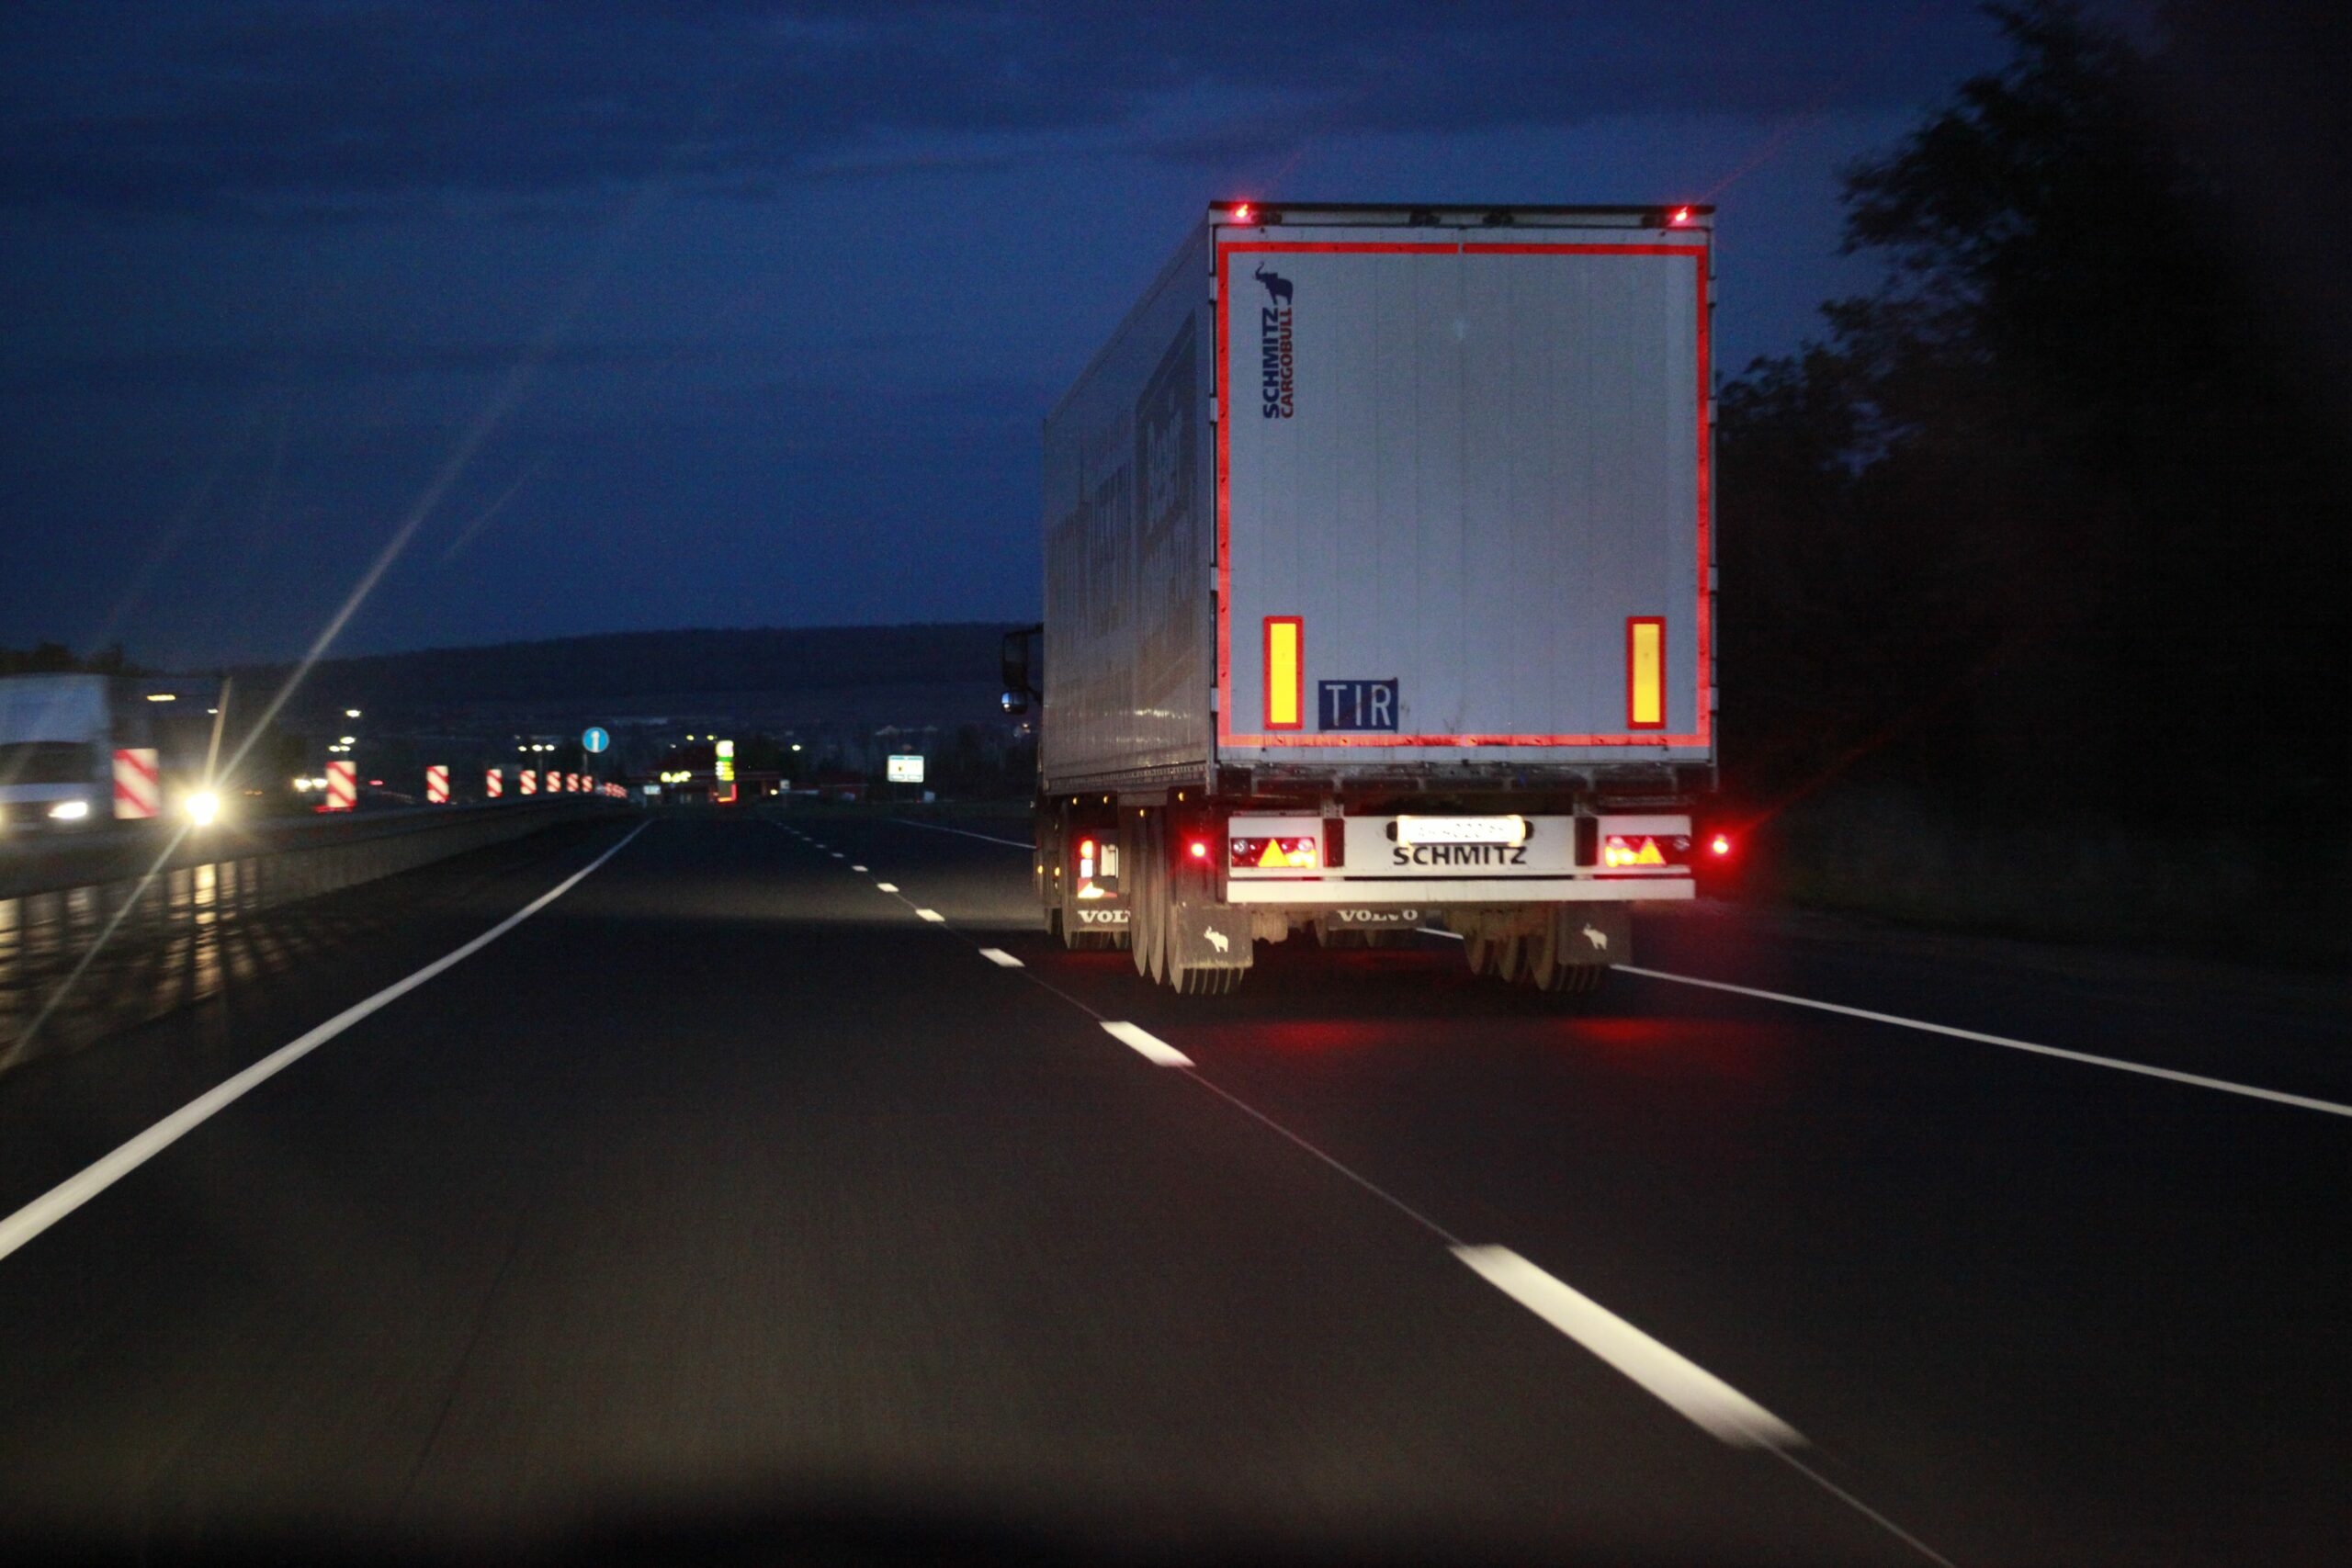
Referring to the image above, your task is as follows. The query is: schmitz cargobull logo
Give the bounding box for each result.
[1255,264,1295,418]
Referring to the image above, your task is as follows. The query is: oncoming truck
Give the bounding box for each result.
[1010,202,1717,994]
[0,672,221,832]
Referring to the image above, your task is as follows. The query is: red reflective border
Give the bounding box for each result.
[1214,236,1712,749]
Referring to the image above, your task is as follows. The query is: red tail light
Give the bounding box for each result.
[1710,833,1733,857]
[1186,838,1210,861]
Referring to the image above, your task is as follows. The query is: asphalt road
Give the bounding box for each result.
[0,811,2342,1565]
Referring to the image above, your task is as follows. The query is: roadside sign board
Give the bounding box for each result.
[582,727,610,753]
[112,748,160,819]
[887,754,925,784]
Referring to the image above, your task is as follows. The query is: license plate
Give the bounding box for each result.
[1394,815,1529,847]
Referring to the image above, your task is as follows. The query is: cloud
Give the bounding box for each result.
[0,1,2005,215]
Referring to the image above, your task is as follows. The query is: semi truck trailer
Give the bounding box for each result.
[1009,201,1716,994]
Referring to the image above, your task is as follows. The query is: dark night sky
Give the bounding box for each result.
[0,2,2131,668]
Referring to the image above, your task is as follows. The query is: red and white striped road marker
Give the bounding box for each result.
[520,770,537,795]
[112,748,161,819]
[425,764,448,805]
[324,760,356,812]
[486,768,503,799]
[565,773,578,793]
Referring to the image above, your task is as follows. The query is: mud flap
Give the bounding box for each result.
[1170,899,1253,972]
[1550,902,1632,967]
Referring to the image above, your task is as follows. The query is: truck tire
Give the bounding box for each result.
[1467,931,1525,982]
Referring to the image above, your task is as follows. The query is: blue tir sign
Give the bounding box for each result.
[582,727,610,753]
[1318,680,1397,731]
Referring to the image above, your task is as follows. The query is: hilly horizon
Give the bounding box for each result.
[230,621,1027,732]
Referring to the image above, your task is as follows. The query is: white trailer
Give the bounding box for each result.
[1012,202,1716,993]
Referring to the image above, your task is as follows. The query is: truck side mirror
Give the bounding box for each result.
[1001,625,1042,714]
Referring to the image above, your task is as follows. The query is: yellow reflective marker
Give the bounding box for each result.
[1627,618,1665,729]
[1265,616,1303,729]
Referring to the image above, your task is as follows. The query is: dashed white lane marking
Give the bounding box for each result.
[833,835,1950,1565]
[1452,1246,1803,1450]
[851,863,867,872]
[915,908,945,923]
[831,852,844,860]
[1621,965,2352,1120]
[1100,1021,1193,1067]
[888,818,1034,850]
[0,822,652,1267]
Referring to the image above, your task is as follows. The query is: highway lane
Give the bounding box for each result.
[0,812,1914,1565]
[795,812,2351,1566]
[0,809,2340,1563]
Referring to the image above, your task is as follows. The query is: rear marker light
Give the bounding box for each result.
[1230,837,1318,869]
[1668,206,1694,226]
[1602,834,1693,868]
[1232,202,1254,223]
[1264,616,1303,730]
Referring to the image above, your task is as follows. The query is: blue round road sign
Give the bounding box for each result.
[582,727,610,753]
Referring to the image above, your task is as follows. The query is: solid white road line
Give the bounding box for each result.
[915,908,945,923]
[978,948,1024,968]
[0,821,650,1267]
[889,818,1033,850]
[876,882,899,893]
[1101,1021,1193,1068]
[1621,965,2352,1119]
[1453,1245,1803,1451]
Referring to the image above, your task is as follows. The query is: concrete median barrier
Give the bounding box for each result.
[0,800,617,1075]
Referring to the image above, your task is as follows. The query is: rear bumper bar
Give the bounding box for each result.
[1222,876,1692,906]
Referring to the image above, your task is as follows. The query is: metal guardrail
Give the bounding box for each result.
[0,800,620,1076]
